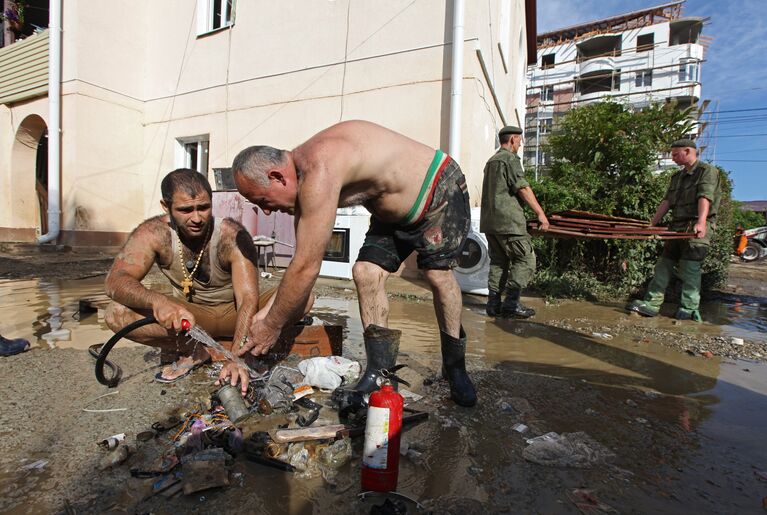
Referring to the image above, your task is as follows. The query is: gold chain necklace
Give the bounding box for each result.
[177,225,211,299]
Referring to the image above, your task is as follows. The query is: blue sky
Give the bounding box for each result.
[537,0,767,201]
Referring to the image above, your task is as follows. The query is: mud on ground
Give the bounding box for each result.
[0,249,765,513]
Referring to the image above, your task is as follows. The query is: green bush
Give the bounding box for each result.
[732,201,766,230]
[527,101,733,300]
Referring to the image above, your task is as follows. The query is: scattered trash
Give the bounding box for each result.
[100,445,131,470]
[567,488,618,514]
[635,417,648,425]
[181,448,231,495]
[731,337,745,346]
[260,272,273,279]
[511,423,529,434]
[643,390,661,399]
[369,497,408,515]
[298,356,360,389]
[701,351,714,359]
[137,430,156,442]
[400,389,423,402]
[98,433,126,450]
[21,459,49,471]
[523,432,615,468]
[82,390,127,413]
[625,399,638,408]
[754,469,767,482]
[591,332,613,340]
[216,384,250,423]
[525,431,560,445]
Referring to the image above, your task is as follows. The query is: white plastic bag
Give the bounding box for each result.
[298,356,361,390]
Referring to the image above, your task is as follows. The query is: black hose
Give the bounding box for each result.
[94,315,157,388]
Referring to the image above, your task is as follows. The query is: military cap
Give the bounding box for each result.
[671,138,696,149]
[499,125,523,137]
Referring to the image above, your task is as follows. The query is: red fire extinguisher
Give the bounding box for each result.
[361,381,404,492]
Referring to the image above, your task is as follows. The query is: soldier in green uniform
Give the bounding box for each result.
[628,139,722,322]
[480,125,549,318]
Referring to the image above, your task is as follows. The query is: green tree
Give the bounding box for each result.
[529,101,733,300]
[731,201,766,230]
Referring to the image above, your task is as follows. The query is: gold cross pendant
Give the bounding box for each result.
[180,277,194,296]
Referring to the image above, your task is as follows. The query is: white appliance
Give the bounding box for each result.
[454,207,490,295]
[319,206,371,279]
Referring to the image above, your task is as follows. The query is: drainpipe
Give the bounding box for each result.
[38,0,62,244]
[448,0,464,159]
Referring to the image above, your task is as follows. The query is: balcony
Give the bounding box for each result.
[0,30,49,105]
[578,56,615,76]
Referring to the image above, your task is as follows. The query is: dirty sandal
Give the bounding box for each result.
[154,358,210,384]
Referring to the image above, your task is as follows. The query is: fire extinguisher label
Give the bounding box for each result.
[363,406,390,469]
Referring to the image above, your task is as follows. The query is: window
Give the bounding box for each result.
[176,136,209,175]
[541,53,555,69]
[540,86,554,102]
[636,33,654,52]
[197,0,235,35]
[678,59,699,82]
[635,69,653,87]
[539,118,553,134]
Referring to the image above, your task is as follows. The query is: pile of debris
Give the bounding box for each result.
[96,355,427,506]
[528,210,696,240]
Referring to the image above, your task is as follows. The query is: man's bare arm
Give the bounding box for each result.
[219,219,260,344]
[105,218,169,309]
[650,200,671,226]
[263,178,338,331]
[518,187,549,231]
[105,218,193,331]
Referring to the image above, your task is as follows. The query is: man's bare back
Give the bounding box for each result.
[292,121,437,223]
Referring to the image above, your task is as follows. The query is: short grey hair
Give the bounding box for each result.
[232,146,286,188]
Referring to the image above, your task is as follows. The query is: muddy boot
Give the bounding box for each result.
[0,335,30,356]
[485,291,502,317]
[627,299,659,317]
[500,289,535,319]
[674,308,702,322]
[352,324,401,394]
[440,327,477,407]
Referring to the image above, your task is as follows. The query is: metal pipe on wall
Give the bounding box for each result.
[38,0,62,244]
[448,0,465,159]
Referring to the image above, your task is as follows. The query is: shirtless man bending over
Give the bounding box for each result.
[227,120,476,406]
[105,168,312,386]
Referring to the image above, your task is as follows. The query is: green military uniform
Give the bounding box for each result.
[632,140,722,321]
[480,146,536,297]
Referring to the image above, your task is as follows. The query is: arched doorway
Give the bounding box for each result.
[11,115,48,236]
[36,130,48,234]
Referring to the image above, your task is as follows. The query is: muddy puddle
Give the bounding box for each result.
[1,277,766,513]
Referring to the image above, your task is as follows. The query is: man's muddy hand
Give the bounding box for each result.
[216,360,249,396]
[236,318,281,357]
[153,299,195,332]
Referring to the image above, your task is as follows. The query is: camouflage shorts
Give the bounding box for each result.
[357,158,470,272]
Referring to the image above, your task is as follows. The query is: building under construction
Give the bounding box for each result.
[525,1,711,176]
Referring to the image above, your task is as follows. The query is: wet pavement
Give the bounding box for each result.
[0,274,766,513]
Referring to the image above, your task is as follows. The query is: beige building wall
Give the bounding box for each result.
[0,0,531,244]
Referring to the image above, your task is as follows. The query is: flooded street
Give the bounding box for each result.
[0,273,766,513]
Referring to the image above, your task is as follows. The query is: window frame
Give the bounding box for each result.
[175,135,210,176]
[197,0,235,36]
[540,85,554,102]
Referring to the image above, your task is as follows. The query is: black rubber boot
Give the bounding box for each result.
[440,327,477,407]
[500,289,535,318]
[352,324,401,394]
[486,291,502,317]
[0,335,30,356]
